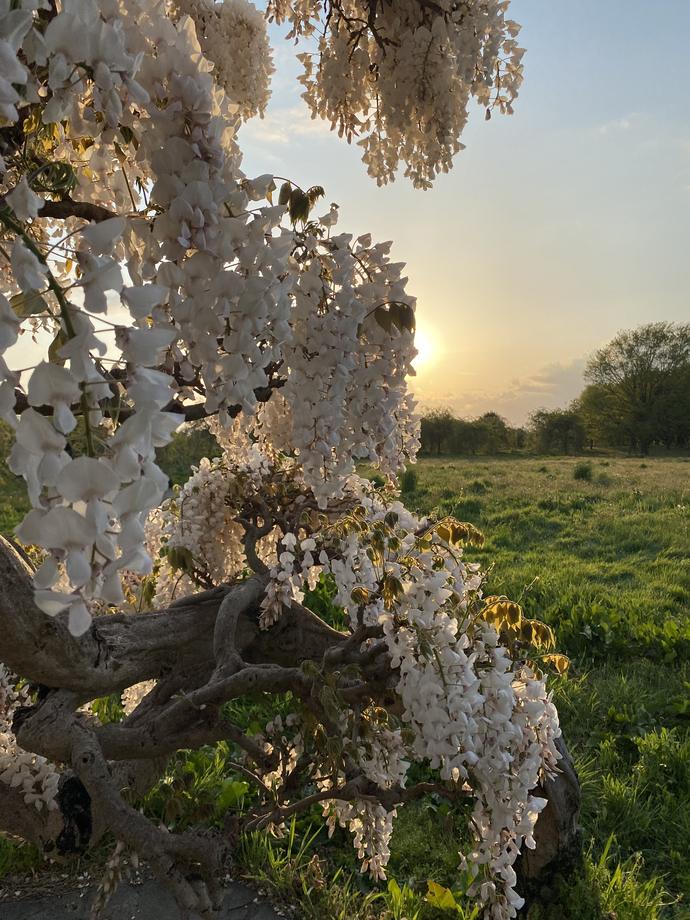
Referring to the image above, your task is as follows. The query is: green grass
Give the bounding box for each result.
[405,456,690,664]
[390,454,690,919]
[0,836,42,877]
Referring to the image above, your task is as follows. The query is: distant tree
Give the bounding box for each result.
[473,412,514,454]
[448,417,482,455]
[421,411,518,456]
[156,419,223,485]
[649,364,690,449]
[575,385,628,448]
[528,407,585,455]
[420,408,457,454]
[584,322,690,454]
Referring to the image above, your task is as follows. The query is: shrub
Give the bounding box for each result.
[574,461,594,481]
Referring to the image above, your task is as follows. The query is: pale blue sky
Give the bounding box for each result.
[241,0,690,424]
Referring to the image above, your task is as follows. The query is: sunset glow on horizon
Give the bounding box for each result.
[240,0,690,425]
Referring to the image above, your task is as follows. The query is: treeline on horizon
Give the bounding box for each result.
[420,321,690,457]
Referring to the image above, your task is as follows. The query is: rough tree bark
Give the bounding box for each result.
[516,735,582,903]
[0,535,407,916]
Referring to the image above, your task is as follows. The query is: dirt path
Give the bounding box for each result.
[0,875,291,920]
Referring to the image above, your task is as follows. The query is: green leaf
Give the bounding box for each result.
[288,188,312,224]
[166,546,195,575]
[30,161,77,194]
[119,125,139,149]
[10,289,50,317]
[217,779,250,813]
[351,586,370,605]
[389,302,416,335]
[543,653,570,674]
[374,307,393,334]
[387,878,401,898]
[437,523,451,544]
[306,185,325,204]
[426,879,461,912]
[278,182,292,206]
[48,327,68,366]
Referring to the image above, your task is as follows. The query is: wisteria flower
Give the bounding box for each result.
[81,216,126,255]
[115,326,177,366]
[6,176,43,222]
[0,294,21,351]
[11,238,47,292]
[27,361,81,433]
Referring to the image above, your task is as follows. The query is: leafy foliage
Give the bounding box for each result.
[420,410,519,456]
[529,407,585,456]
[573,461,593,481]
[583,322,690,455]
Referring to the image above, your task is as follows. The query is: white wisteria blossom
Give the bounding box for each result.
[270,0,525,187]
[0,665,60,813]
[0,1,579,918]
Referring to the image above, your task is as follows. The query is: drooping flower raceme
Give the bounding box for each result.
[0,665,60,813]
[143,421,561,920]
[173,0,275,120]
[270,0,525,187]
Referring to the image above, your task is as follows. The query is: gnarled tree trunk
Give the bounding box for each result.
[0,536,422,917]
[516,735,582,904]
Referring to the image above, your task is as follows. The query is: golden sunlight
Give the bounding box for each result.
[411,324,436,371]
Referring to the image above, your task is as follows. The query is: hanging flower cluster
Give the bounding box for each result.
[0,0,418,637]
[121,679,157,716]
[268,0,524,187]
[140,417,561,920]
[0,665,60,812]
[173,0,275,120]
[282,228,418,505]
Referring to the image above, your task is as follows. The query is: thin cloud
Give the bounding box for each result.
[597,112,642,134]
[240,104,332,146]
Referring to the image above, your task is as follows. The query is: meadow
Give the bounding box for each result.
[390,453,690,919]
[2,448,690,919]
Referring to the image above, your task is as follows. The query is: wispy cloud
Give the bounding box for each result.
[597,112,642,134]
[240,104,332,147]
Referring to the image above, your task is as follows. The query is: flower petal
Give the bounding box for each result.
[81,216,126,255]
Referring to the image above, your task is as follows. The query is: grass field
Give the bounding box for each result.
[392,453,690,919]
[2,449,690,919]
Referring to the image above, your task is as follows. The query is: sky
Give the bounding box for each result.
[240,0,690,425]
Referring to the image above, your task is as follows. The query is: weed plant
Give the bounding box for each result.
[0,421,30,540]
[573,460,594,481]
[400,467,419,494]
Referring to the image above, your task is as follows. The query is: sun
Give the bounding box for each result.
[411,324,435,371]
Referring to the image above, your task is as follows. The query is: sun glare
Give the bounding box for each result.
[412,325,435,371]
